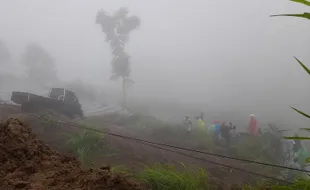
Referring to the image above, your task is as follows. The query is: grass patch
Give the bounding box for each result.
[64,125,104,166]
[230,132,283,164]
[137,163,209,190]
[111,165,132,176]
[272,178,310,189]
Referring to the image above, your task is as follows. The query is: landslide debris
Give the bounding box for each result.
[0,118,144,190]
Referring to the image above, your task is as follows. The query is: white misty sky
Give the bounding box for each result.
[0,0,309,126]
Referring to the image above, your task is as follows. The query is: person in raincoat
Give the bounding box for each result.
[208,121,216,134]
[282,139,295,165]
[229,126,239,144]
[183,116,193,132]
[196,117,205,130]
[212,120,221,143]
[297,147,310,168]
[221,121,232,147]
[248,114,258,136]
[200,112,204,121]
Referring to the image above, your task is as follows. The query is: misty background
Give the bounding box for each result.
[0,0,309,130]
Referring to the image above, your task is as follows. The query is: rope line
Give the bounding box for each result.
[51,119,310,173]
[137,141,292,184]
[1,105,308,174]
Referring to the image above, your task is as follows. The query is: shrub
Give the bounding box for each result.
[64,126,104,166]
[111,165,132,176]
[272,178,310,189]
[137,164,209,190]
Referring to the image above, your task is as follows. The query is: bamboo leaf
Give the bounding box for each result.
[270,13,310,20]
[300,128,310,132]
[291,0,310,6]
[294,57,310,75]
[284,136,310,140]
[290,106,310,119]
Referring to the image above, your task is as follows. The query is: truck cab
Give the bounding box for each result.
[48,88,83,118]
[11,88,84,119]
[48,88,78,102]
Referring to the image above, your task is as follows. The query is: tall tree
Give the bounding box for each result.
[0,40,11,65]
[22,43,59,88]
[96,7,140,105]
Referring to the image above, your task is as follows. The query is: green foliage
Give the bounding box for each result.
[111,165,131,176]
[38,112,63,133]
[269,1,310,189]
[270,0,310,141]
[270,0,310,20]
[294,57,310,75]
[241,181,272,190]
[290,107,310,120]
[64,126,104,166]
[274,1,310,141]
[231,132,284,165]
[271,13,310,20]
[291,0,310,6]
[284,136,310,140]
[137,164,209,190]
[272,178,310,189]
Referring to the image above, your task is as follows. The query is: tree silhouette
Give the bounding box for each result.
[0,40,11,65]
[96,7,140,105]
[22,43,59,88]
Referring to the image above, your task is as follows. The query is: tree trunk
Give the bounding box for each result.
[122,76,126,106]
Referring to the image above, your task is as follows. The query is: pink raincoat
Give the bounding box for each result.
[249,114,257,135]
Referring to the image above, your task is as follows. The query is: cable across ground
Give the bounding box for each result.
[7,109,309,174]
[138,141,292,184]
[50,118,310,173]
[51,117,292,183]
[1,110,295,183]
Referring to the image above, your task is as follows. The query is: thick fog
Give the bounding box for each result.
[0,0,309,129]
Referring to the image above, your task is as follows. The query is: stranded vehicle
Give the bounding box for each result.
[11,88,84,119]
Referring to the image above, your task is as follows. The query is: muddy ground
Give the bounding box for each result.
[0,118,144,190]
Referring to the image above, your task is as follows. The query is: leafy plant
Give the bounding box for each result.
[271,1,310,140]
[272,177,310,189]
[231,132,284,165]
[39,112,62,133]
[137,163,209,190]
[270,0,310,20]
[111,165,131,176]
[268,1,310,189]
[64,126,104,166]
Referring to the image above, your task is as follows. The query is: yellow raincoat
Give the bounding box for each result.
[197,118,205,129]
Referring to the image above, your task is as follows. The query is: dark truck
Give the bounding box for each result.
[11,88,84,119]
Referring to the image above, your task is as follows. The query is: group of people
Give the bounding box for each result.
[183,112,205,132]
[211,121,239,147]
[182,113,240,147]
[183,113,310,180]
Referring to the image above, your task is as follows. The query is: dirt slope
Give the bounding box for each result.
[0,118,145,190]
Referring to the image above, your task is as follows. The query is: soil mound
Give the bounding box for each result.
[0,118,144,190]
